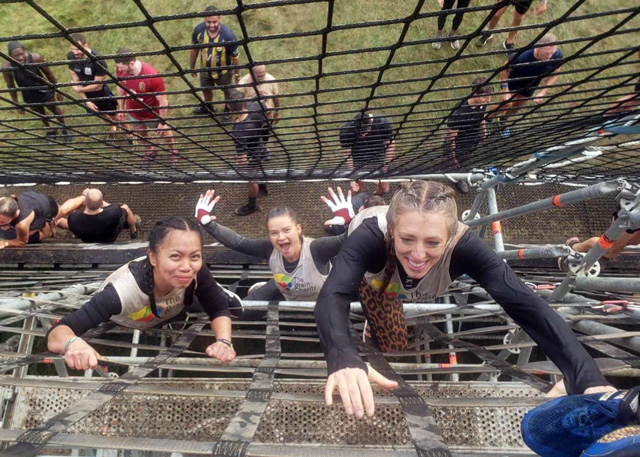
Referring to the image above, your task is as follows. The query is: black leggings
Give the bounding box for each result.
[438,0,472,31]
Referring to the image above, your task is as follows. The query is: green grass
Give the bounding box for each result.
[0,0,638,177]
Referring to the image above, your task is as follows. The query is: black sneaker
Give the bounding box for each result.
[235,204,261,216]
[503,41,516,60]
[193,103,214,115]
[258,183,269,197]
[476,32,494,47]
[61,129,72,145]
[45,129,57,142]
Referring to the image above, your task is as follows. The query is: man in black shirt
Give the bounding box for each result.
[2,41,71,143]
[67,33,121,138]
[55,188,140,243]
[446,77,494,171]
[340,112,395,195]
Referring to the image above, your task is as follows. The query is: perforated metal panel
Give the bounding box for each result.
[8,380,541,451]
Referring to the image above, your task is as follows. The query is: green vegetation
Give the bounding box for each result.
[0,0,638,174]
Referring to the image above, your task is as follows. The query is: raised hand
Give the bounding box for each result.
[195,189,220,225]
[321,186,355,226]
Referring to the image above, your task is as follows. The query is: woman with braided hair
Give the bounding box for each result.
[315,180,614,420]
[47,216,240,371]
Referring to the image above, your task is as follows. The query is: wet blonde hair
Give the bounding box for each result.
[378,181,458,297]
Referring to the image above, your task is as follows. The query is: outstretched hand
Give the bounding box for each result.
[321,186,355,226]
[195,189,220,225]
[325,364,398,419]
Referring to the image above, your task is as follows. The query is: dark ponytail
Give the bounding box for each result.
[144,216,203,314]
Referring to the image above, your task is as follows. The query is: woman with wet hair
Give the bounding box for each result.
[47,216,239,371]
[195,189,345,307]
[315,180,614,419]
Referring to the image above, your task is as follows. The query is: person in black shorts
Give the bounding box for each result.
[476,0,548,51]
[55,188,141,243]
[189,5,241,120]
[0,191,61,248]
[445,77,494,178]
[233,101,271,216]
[67,33,123,139]
[2,41,71,143]
[492,33,563,137]
[339,112,395,195]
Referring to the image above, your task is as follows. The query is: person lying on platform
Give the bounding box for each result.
[2,41,71,144]
[194,189,346,314]
[314,180,614,420]
[47,216,240,371]
[0,191,61,248]
[55,188,141,243]
[321,184,386,236]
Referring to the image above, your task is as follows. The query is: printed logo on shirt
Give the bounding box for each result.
[138,82,146,91]
[84,67,92,76]
[274,273,293,291]
[128,305,155,323]
[370,278,406,300]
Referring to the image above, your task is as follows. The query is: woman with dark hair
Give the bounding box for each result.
[195,189,345,305]
[0,191,60,248]
[47,216,239,370]
[315,180,614,420]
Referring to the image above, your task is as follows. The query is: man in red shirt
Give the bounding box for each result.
[114,49,177,167]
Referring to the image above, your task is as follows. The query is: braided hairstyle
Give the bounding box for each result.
[377,181,458,298]
[143,216,204,313]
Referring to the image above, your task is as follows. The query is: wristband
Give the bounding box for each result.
[64,336,81,354]
[217,338,233,349]
[501,84,509,89]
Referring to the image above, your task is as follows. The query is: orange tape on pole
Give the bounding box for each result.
[518,248,525,259]
[597,234,615,250]
[552,195,563,207]
[491,221,502,235]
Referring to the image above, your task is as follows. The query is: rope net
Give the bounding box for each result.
[0,0,638,184]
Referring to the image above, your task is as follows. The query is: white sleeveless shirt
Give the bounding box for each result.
[99,257,189,330]
[348,206,468,301]
[268,237,328,301]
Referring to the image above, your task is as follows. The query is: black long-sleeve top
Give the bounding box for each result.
[203,221,346,275]
[314,218,608,395]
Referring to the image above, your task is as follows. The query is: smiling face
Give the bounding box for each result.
[534,43,558,61]
[205,15,221,36]
[392,210,449,279]
[0,214,13,230]
[267,215,302,262]
[10,47,26,64]
[115,60,135,75]
[148,229,203,295]
[70,42,87,59]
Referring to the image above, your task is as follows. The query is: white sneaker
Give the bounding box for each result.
[450,31,460,50]
[248,281,267,296]
[432,30,443,50]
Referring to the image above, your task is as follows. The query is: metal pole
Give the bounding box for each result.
[498,246,570,260]
[467,180,623,228]
[466,189,487,221]
[486,188,504,252]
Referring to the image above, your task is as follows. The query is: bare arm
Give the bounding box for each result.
[56,195,86,221]
[47,324,101,370]
[383,139,395,171]
[205,315,236,364]
[2,66,20,105]
[33,54,57,85]
[231,55,241,83]
[76,74,107,94]
[189,48,199,73]
[534,66,561,102]
[3,214,33,248]
[155,93,168,119]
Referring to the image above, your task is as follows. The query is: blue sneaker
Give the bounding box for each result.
[582,426,640,456]
[521,389,640,457]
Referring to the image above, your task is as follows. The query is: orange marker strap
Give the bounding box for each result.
[597,234,615,250]
[517,248,525,259]
[552,195,563,207]
[491,221,502,235]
